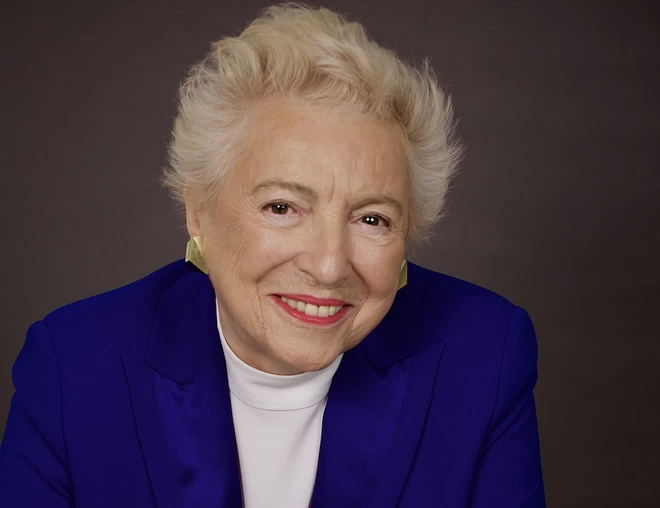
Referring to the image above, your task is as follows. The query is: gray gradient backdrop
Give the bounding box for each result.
[1,1,659,506]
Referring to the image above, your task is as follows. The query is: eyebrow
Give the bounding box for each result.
[251,180,319,200]
[251,179,403,216]
[352,196,403,217]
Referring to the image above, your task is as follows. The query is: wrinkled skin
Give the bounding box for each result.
[186,97,410,374]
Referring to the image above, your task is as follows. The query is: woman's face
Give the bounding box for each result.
[187,97,410,374]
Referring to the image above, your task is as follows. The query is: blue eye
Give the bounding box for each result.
[269,203,289,215]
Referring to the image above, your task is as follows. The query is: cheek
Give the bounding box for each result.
[210,212,299,287]
[353,242,404,300]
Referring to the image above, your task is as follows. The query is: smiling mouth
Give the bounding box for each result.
[271,294,351,325]
[280,295,344,317]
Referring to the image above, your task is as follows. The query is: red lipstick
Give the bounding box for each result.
[276,294,348,306]
[271,295,351,325]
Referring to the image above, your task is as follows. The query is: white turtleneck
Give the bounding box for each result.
[216,303,343,508]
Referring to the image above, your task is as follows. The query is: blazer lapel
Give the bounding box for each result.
[312,287,446,508]
[122,354,185,508]
[122,269,242,508]
[366,342,445,507]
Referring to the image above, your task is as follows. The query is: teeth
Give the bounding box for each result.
[305,304,319,317]
[280,297,343,318]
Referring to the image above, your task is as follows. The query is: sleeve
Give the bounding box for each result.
[0,321,75,507]
[468,306,546,508]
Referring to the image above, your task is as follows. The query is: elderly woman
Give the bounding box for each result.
[0,4,545,508]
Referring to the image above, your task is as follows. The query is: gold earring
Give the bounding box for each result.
[397,260,408,291]
[185,236,208,274]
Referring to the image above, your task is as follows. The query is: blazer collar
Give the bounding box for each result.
[362,282,420,369]
[145,268,221,384]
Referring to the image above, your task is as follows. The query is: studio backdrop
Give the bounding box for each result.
[1,1,658,506]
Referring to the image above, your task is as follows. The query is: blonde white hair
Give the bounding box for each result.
[164,3,461,241]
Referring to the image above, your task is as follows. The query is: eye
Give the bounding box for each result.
[269,203,290,215]
[361,215,389,227]
[263,202,302,224]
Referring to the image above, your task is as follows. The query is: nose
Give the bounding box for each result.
[295,217,352,287]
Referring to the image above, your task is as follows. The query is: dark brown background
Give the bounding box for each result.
[1,1,659,506]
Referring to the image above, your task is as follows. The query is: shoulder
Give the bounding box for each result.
[397,263,538,403]
[405,261,514,308]
[392,262,537,382]
[401,262,521,347]
[40,259,194,356]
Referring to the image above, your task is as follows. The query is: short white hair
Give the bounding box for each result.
[164,3,462,241]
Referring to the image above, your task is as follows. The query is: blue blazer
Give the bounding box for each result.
[0,260,545,507]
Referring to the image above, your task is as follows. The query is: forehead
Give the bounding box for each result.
[230,97,409,196]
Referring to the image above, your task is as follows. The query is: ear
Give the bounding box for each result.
[185,205,202,238]
[184,185,203,237]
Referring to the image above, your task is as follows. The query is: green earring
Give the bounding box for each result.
[397,260,408,290]
[185,236,208,274]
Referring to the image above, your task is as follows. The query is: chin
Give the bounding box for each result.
[279,348,342,374]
